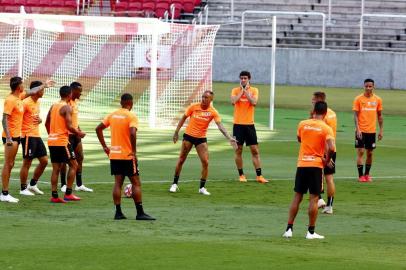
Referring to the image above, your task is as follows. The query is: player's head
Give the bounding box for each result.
[59,85,72,100]
[201,90,214,107]
[313,101,328,117]
[30,80,44,98]
[364,78,375,95]
[10,76,23,93]
[120,93,133,110]
[312,91,326,105]
[70,81,82,100]
[239,71,251,87]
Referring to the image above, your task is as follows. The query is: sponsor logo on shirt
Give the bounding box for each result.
[304,125,322,131]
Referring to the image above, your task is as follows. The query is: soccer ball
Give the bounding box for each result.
[124,184,132,198]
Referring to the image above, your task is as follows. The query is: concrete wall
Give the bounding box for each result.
[213,46,406,89]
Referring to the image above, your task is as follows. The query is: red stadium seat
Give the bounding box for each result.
[154,1,168,18]
[128,1,141,10]
[169,2,182,19]
[194,0,201,6]
[26,0,40,6]
[142,1,155,12]
[0,0,15,5]
[64,0,77,8]
[51,0,65,7]
[114,0,128,12]
[182,0,194,13]
[39,0,51,7]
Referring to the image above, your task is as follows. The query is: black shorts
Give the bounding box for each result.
[69,134,82,150]
[49,144,76,163]
[233,124,258,146]
[21,137,47,159]
[183,133,207,147]
[110,159,139,177]
[2,137,20,144]
[294,167,323,195]
[355,132,376,150]
[324,152,336,175]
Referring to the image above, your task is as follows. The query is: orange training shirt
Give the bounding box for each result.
[2,93,25,138]
[231,86,258,125]
[184,103,221,138]
[352,94,383,133]
[324,107,337,139]
[48,101,69,146]
[102,108,138,160]
[21,97,41,137]
[297,119,334,168]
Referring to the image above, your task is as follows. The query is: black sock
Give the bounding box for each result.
[65,188,72,195]
[29,179,37,187]
[2,190,9,196]
[21,184,27,191]
[286,223,293,231]
[308,226,315,234]
[135,202,144,215]
[255,168,262,177]
[173,175,179,184]
[357,165,364,177]
[200,179,206,188]
[52,191,58,199]
[327,196,334,207]
[238,168,244,176]
[115,204,122,214]
[60,171,66,187]
[365,164,371,175]
[76,172,82,187]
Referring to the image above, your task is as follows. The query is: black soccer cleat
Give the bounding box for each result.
[114,212,127,220]
[136,213,156,221]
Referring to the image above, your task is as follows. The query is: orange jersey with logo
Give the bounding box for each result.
[69,99,79,130]
[184,103,221,138]
[324,107,337,139]
[102,108,138,160]
[21,97,41,137]
[2,92,25,138]
[352,94,383,133]
[48,101,69,146]
[297,119,334,168]
[231,86,258,125]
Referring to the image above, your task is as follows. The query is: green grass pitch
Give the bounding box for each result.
[0,83,405,269]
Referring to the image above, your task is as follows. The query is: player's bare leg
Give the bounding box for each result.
[356,148,366,181]
[322,174,335,214]
[283,192,303,237]
[234,145,246,182]
[128,174,155,220]
[170,140,193,192]
[23,156,47,195]
[306,193,324,238]
[20,159,33,188]
[60,163,67,190]
[63,159,80,201]
[1,141,19,192]
[250,144,268,183]
[74,143,92,192]
[113,175,126,219]
[49,163,65,203]
[196,142,210,195]
[364,149,374,181]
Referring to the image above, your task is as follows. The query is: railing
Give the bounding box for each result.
[240,11,326,49]
[359,13,406,50]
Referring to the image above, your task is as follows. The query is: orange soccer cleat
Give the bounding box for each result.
[256,175,269,184]
[239,175,247,182]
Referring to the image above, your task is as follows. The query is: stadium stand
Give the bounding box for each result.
[209,0,406,52]
[0,0,83,14]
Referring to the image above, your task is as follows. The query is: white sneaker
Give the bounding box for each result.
[198,187,210,195]
[75,185,93,192]
[28,185,44,195]
[318,198,326,209]
[305,231,325,239]
[61,185,67,193]
[169,184,179,193]
[322,206,333,214]
[282,229,293,238]
[20,188,35,196]
[0,194,19,203]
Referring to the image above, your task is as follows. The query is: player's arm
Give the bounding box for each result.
[45,106,52,134]
[23,79,55,98]
[215,121,238,149]
[353,111,362,139]
[173,114,188,143]
[377,110,383,140]
[95,123,110,156]
[231,88,244,105]
[324,138,335,168]
[243,88,257,106]
[130,127,137,161]
[2,113,12,145]
[61,105,85,138]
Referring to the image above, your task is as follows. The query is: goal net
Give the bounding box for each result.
[0,13,219,127]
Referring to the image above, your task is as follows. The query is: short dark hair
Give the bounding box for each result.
[10,76,23,91]
[70,81,82,90]
[30,80,43,90]
[203,90,214,96]
[59,86,72,98]
[314,101,328,115]
[239,71,251,79]
[313,91,326,101]
[121,93,133,102]
[364,78,374,85]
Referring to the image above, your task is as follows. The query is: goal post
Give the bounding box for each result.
[0,13,219,127]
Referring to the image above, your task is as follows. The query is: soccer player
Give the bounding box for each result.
[60,82,92,193]
[282,101,335,239]
[19,81,49,196]
[353,79,383,182]
[312,92,337,214]
[231,71,268,183]
[169,90,237,195]
[1,76,54,203]
[45,86,85,203]
[95,93,155,220]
